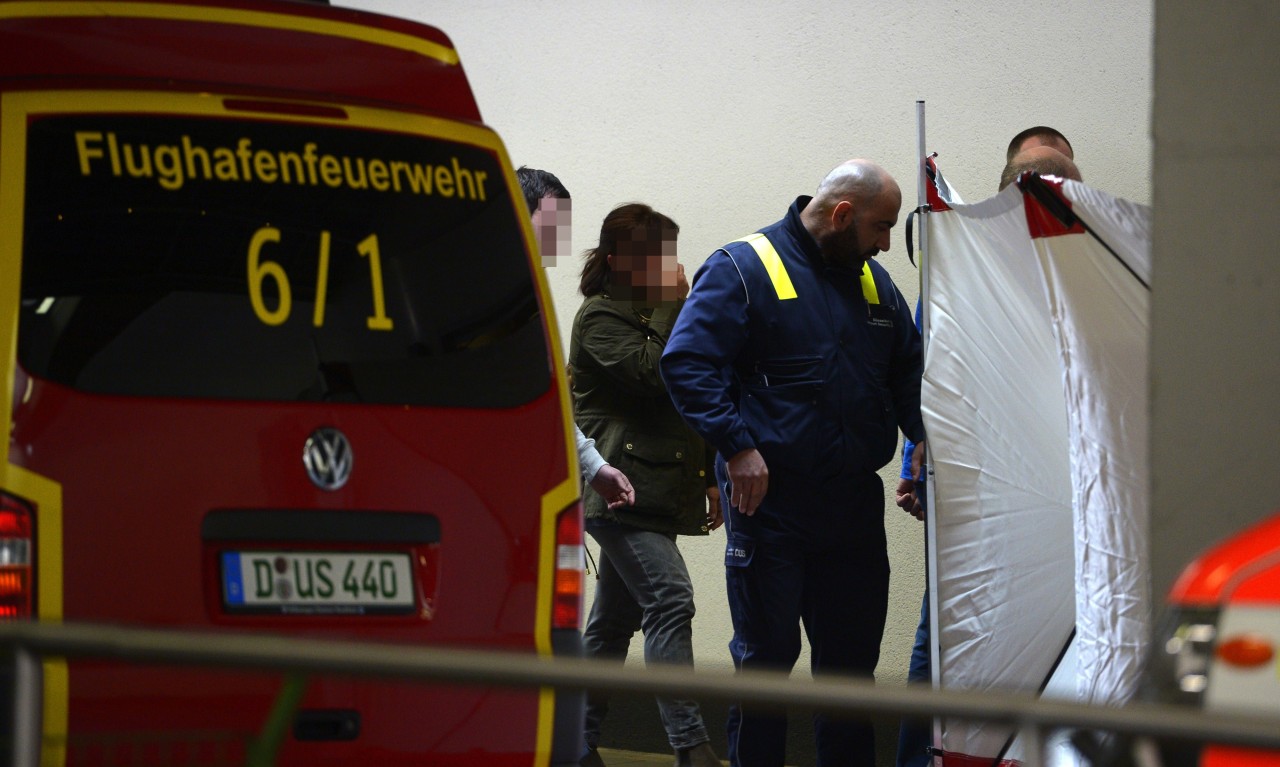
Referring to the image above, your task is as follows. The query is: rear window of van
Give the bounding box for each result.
[17,112,549,408]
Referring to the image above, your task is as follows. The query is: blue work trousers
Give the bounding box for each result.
[722,496,890,767]
[582,519,710,753]
[895,590,932,767]
[896,485,932,767]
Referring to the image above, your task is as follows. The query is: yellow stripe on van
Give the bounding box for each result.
[0,98,22,462]
[40,661,68,767]
[3,91,68,763]
[859,262,880,305]
[7,88,499,149]
[0,89,59,765]
[1,91,71,765]
[0,2,459,65]
[734,233,797,300]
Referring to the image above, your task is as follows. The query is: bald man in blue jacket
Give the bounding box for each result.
[661,159,925,767]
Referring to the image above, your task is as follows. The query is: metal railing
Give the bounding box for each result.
[2,621,1278,766]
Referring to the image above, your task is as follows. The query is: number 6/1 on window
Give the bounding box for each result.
[247,227,394,331]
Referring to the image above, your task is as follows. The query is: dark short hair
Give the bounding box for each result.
[515,166,570,213]
[579,203,679,297]
[1006,126,1073,162]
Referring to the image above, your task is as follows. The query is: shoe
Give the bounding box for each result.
[674,741,721,767]
[580,747,607,767]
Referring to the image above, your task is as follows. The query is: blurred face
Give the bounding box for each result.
[531,194,571,267]
[608,226,679,303]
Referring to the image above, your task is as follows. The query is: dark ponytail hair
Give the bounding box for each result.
[579,202,679,297]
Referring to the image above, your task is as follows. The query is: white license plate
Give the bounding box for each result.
[222,551,414,614]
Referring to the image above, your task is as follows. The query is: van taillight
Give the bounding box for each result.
[553,503,584,630]
[0,492,33,620]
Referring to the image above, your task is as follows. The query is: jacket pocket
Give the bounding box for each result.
[753,354,824,385]
[741,355,826,472]
[617,432,689,517]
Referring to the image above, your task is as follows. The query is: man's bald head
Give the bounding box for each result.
[811,159,895,212]
[998,145,1082,191]
[801,159,902,267]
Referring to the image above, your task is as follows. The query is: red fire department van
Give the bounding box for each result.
[0,1,584,765]
[1149,511,1280,766]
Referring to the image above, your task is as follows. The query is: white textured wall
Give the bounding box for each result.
[342,0,1152,683]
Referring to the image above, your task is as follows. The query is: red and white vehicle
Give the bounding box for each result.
[0,1,584,765]
[1149,512,1280,766]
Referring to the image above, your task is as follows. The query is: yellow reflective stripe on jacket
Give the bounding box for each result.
[734,232,880,305]
[733,233,797,300]
[859,262,880,305]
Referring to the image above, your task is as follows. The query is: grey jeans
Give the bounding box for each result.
[582,519,710,752]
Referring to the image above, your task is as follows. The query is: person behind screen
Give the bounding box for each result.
[516,167,635,509]
[570,202,722,767]
[892,131,1081,767]
[1005,125,1074,164]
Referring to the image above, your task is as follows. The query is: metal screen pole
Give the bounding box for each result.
[915,98,946,767]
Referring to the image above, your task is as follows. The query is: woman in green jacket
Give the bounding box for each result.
[569,203,721,767]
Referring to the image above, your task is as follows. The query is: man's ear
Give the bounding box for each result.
[832,199,854,229]
[606,253,614,269]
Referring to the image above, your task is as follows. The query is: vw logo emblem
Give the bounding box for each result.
[303,427,353,491]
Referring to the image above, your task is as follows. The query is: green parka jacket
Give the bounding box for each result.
[568,292,712,536]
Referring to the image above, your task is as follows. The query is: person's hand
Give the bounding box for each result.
[589,465,635,509]
[896,477,924,522]
[676,263,689,300]
[727,448,768,516]
[705,486,724,531]
[895,478,916,511]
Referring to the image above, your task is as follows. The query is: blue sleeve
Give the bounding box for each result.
[660,251,756,459]
[901,296,924,479]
